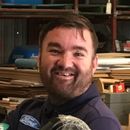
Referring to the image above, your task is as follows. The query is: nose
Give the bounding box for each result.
[57,53,74,68]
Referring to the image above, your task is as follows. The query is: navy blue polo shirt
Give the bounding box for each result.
[4,82,121,130]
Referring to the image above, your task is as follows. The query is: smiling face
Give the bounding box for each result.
[39,27,98,104]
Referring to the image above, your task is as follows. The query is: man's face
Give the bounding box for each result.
[39,27,98,100]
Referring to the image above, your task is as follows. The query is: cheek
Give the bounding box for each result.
[40,55,57,71]
[77,60,92,73]
[39,59,51,83]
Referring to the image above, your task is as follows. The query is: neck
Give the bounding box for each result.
[48,95,70,106]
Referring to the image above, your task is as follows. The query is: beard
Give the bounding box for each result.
[40,64,93,104]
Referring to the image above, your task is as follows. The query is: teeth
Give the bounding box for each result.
[55,71,73,76]
[63,73,70,76]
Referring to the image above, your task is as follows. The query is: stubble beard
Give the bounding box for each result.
[40,66,93,105]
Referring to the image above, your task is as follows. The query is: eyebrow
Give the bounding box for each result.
[47,42,61,49]
[47,42,88,53]
[72,46,88,53]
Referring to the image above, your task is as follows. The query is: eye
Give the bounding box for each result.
[48,49,61,55]
[74,51,85,57]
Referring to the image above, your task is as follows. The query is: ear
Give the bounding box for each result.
[92,55,98,75]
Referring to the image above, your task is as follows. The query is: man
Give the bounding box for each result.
[3,14,121,130]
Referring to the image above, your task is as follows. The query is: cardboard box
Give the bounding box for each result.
[102,93,130,125]
[122,126,130,130]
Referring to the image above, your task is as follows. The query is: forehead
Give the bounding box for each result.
[42,27,93,49]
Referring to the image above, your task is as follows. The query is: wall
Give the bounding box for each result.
[117,20,130,41]
[0,19,27,65]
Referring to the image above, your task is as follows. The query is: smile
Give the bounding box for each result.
[53,71,75,80]
[55,71,74,76]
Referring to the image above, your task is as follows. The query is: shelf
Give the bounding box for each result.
[117,5,130,11]
[0,0,129,52]
[117,15,130,20]
[80,12,111,17]
[0,8,75,18]
[0,3,112,19]
[0,3,76,18]
[0,3,73,9]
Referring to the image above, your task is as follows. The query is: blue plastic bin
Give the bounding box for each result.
[8,46,39,64]
[4,0,43,5]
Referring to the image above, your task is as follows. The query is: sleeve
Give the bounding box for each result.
[89,117,121,130]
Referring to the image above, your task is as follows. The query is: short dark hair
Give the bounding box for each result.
[39,14,99,55]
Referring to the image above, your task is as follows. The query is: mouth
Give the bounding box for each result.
[53,70,75,80]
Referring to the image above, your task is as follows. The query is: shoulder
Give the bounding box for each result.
[6,96,47,117]
[17,96,47,112]
[3,97,47,129]
[82,97,121,130]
